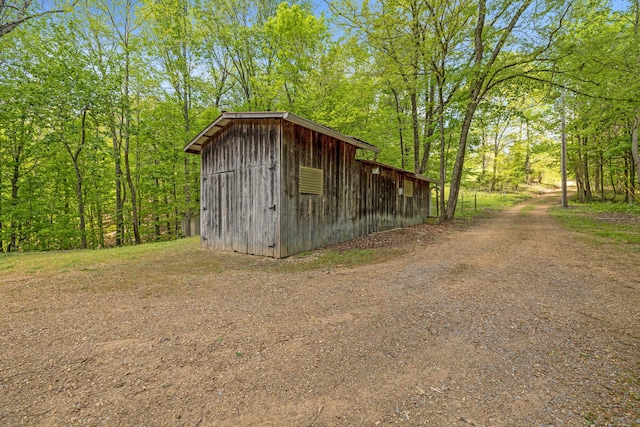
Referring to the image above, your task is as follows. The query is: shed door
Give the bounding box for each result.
[202,163,277,257]
[233,163,277,257]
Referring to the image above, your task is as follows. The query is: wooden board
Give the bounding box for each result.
[200,119,280,257]
[278,121,432,257]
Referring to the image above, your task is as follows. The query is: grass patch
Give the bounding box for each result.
[550,202,640,250]
[0,236,404,288]
[453,190,532,220]
[518,204,537,216]
[0,237,201,277]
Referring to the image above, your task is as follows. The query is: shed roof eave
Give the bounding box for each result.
[183,111,381,155]
[282,112,381,154]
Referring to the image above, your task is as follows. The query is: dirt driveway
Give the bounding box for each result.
[1,193,639,426]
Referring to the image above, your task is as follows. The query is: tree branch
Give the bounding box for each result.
[1,8,63,37]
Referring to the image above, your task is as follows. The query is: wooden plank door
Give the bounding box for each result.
[202,164,277,257]
[234,163,277,257]
[201,171,235,252]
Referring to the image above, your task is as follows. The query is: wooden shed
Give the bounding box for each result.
[185,112,438,258]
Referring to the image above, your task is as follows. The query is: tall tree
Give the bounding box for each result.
[142,0,204,237]
[77,0,145,245]
[0,24,47,251]
[631,0,640,198]
[261,2,328,110]
[444,0,571,219]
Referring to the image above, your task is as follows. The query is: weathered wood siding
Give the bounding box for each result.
[279,122,431,257]
[356,160,431,233]
[200,119,281,257]
[279,121,360,257]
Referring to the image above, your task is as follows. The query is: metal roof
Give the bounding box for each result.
[184,111,381,154]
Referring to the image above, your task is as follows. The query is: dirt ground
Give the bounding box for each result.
[1,193,639,426]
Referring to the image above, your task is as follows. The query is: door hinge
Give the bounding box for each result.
[268,243,276,248]
[269,205,276,211]
[269,163,277,171]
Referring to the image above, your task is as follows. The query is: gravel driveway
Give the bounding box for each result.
[1,193,639,426]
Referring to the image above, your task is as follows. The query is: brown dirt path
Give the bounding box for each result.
[1,193,639,426]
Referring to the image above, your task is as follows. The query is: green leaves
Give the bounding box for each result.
[2,0,640,250]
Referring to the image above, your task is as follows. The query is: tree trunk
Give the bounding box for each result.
[632,115,640,201]
[124,148,140,244]
[410,90,420,172]
[444,0,485,220]
[419,80,436,174]
[581,136,592,202]
[624,155,632,204]
[609,159,618,201]
[444,0,533,219]
[491,132,500,191]
[630,152,637,204]
[71,160,87,249]
[573,138,585,202]
[599,150,605,201]
[524,121,532,184]
[391,88,406,170]
[445,100,478,220]
[7,141,23,252]
[122,14,141,245]
[64,109,88,249]
[183,134,192,237]
[632,1,639,202]
[0,157,3,252]
[437,72,447,219]
[154,174,161,240]
[111,133,124,247]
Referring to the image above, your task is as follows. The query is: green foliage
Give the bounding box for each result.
[1,0,639,251]
[260,3,328,109]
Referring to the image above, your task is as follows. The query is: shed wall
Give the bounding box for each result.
[279,122,431,257]
[356,161,431,232]
[279,121,360,257]
[200,119,281,257]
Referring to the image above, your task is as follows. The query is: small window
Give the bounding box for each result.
[299,166,323,195]
[403,180,414,197]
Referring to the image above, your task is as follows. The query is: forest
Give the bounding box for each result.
[0,0,639,252]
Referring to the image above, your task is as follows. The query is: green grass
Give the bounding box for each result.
[452,190,532,220]
[0,237,201,276]
[518,204,537,216]
[550,201,640,250]
[0,236,403,286]
[4,188,540,277]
